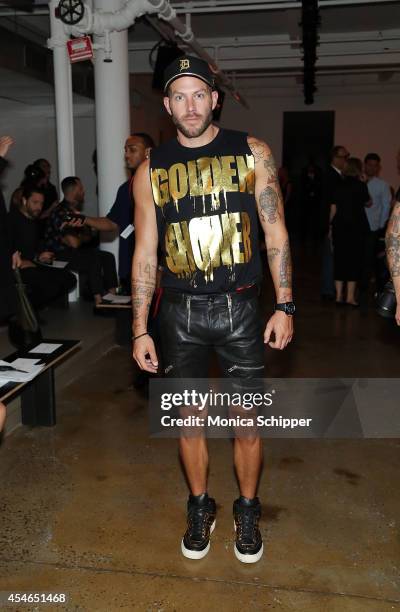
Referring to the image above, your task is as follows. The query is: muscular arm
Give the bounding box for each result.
[131,160,159,371]
[385,201,400,324]
[248,136,293,349]
[248,136,292,303]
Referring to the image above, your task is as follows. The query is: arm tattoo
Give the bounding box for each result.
[279,239,292,288]
[386,203,400,278]
[131,273,156,328]
[264,154,278,184]
[267,247,280,265]
[386,234,400,278]
[388,202,400,234]
[259,186,280,224]
[249,141,265,163]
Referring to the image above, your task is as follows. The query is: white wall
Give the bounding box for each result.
[221,84,400,189]
[0,103,98,216]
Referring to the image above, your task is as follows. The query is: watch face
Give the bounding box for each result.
[285,302,296,315]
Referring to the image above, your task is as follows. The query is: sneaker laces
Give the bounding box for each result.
[237,507,259,544]
[188,506,210,541]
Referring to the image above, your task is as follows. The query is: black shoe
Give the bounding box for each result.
[181,493,216,560]
[233,496,263,563]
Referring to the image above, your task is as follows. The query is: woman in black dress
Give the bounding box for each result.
[329,157,371,306]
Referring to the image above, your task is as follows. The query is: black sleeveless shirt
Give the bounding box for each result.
[150,128,262,293]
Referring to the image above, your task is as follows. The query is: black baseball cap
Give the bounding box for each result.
[163,55,215,92]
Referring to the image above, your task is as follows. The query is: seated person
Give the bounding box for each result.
[33,158,58,219]
[44,176,118,305]
[7,185,76,309]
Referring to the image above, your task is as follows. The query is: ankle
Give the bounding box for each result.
[238,495,258,507]
[189,492,208,505]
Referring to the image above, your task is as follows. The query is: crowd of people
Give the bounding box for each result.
[0,132,154,324]
[1,132,399,326]
[281,146,397,307]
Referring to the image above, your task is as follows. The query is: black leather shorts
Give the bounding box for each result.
[158,287,265,378]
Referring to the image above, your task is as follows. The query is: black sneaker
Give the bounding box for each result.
[181,493,216,559]
[233,496,263,563]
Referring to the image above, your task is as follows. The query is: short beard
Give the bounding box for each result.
[172,109,213,139]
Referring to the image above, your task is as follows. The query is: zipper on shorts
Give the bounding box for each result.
[227,364,265,373]
[186,295,191,333]
[227,294,233,332]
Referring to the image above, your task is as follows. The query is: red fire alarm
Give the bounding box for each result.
[67,36,93,63]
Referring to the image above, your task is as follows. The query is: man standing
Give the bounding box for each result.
[131,56,294,563]
[80,133,154,290]
[321,145,349,299]
[362,153,391,290]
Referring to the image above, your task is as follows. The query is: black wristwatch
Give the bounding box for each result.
[275,301,296,316]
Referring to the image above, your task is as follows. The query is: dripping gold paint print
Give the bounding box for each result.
[165,211,252,281]
[151,155,255,210]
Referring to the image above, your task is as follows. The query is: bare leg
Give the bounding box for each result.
[346,281,358,305]
[234,437,263,499]
[179,436,208,495]
[335,280,344,302]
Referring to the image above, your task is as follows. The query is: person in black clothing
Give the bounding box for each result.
[74,133,155,291]
[132,56,294,564]
[33,158,59,220]
[0,135,20,323]
[44,176,118,304]
[8,185,76,309]
[320,145,350,299]
[329,157,371,306]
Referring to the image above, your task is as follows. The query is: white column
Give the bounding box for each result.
[48,0,75,188]
[93,0,130,268]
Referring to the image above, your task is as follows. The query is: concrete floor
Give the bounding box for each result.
[0,246,399,611]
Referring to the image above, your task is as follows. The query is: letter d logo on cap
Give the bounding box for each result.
[180,59,190,71]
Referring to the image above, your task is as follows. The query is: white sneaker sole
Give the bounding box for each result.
[234,542,264,563]
[234,520,263,563]
[181,519,216,560]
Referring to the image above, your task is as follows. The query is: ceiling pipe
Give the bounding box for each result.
[0,0,398,16]
[65,0,248,107]
[146,0,249,107]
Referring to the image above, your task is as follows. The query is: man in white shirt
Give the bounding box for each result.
[361,153,391,290]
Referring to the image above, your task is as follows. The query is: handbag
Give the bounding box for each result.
[8,268,42,350]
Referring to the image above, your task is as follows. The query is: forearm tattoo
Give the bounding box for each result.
[267,247,280,265]
[131,263,157,327]
[259,186,280,224]
[386,203,400,278]
[279,239,292,288]
[386,235,400,278]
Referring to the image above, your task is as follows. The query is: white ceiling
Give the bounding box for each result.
[0,1,399,103]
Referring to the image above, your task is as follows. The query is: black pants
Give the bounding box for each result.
[21,266,76,309]
[58,247,118,296]
[158,287,265,379]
